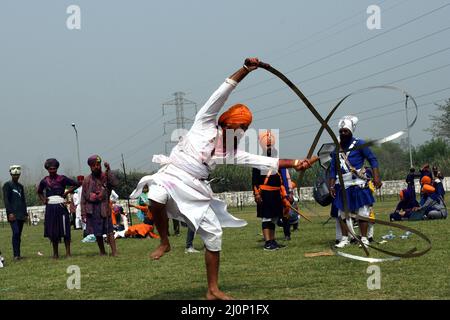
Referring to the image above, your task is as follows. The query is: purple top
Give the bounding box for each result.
[37,175,78,197]
[396,188,419,212]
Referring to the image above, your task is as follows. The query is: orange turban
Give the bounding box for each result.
[258,130,276,147]
[422,184,436,194]
[218,104,252,127]
[421,176,432,185]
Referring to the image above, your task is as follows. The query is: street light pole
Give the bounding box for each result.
[72,123,81,175]
[405,96,413,168]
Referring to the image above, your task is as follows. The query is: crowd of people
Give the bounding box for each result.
[390,164,447,221]
[321,118,447,248]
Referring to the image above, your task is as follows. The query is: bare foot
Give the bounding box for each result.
[206,289,234,300]
[150,243,171,260]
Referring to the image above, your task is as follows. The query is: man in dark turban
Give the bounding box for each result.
[81,155,119,256]
[44,158,60,170]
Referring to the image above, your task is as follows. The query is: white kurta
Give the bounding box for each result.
[73,187,83,230]
[130,79,279,231]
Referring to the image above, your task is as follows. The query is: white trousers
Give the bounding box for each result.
[149,183,223,251]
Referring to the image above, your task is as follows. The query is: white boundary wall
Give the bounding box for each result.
[1,177,448,221]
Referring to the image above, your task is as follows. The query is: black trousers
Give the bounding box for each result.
[10,219,25,257]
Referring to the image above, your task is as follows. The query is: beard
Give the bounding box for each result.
[340,134,352,145]
[92,169,102,178]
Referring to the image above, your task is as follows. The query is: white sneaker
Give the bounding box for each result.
[359,237,370,248]
[185,247,200,253]
[335,237,350,248]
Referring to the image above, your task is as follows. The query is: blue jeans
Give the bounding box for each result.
[10,219,25,257]
[185,228,195,248]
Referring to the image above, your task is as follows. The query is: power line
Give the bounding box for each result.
[234,2,450,94]
[304,46,450,98]
[128,98,448,167]
[279,86,450,136]
[100,114,164,156]
[126,88,450,171]
[254,61,450,121]
[109,134,164,167]
[240,25,450,103]
[280,98,446,141]
[184,0,392,94]
[269,0,403,63]
[108,95,197,167]
[133,153,163,172]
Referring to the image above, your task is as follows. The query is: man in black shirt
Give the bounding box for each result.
[405,167,420,198]
[2,165,28,260]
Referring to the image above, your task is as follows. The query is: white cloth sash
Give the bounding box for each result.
[47,195,65,204]
[335,172,366,189]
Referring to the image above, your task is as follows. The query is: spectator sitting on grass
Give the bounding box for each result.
[410,177,447,220]
[390,188,420,221]
[419,164,433,205]
[434,171,445,200]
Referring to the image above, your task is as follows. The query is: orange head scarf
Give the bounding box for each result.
[422,184,436,194]
[218,104,252,127]
[421,176,432,185]
[258,130,276,147]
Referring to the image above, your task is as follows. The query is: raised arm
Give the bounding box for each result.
[193,58,261,126]
[228,58,260,84]
[104,162,119,190]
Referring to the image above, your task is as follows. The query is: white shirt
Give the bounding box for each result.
[130,79,279,230]
[154,79,278,179]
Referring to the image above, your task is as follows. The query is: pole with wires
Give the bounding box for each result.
[405,95,414,168]
[121,154,133,226]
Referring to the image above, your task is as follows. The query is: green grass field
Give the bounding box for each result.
[0,197,449,300]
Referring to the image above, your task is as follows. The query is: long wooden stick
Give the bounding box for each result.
[289,204,312,223]
[121,154,133,226]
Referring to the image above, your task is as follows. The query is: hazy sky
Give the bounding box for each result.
[1,0,449,183]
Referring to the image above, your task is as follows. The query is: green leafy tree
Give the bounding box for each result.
[412,138,450,175]
[24,184,41,207]
[113,170,154,199]
[428,99,450,142]
[371,142,410,180]
[210,165,252,192]
[0,180,3,208]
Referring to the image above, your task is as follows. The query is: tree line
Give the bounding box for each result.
[2,137,447,208]
[2,100,449,207]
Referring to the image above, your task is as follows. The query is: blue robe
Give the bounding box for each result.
[329,138,379,212]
